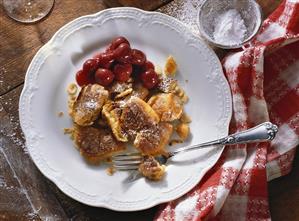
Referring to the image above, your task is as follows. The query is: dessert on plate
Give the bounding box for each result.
[65,36,191,180]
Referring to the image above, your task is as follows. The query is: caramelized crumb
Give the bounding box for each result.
[57,111,64,117]
[180,112,192,123]
[64,127,75,141]
[138,156,166,181]
[169,139,183,146]
[176,123,190,140]
[106,166,116,176]
[164,56,177,76]
[64,128,73,134]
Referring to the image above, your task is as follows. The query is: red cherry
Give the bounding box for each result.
[101,59,115,69]
[107,36,130,52]
[140,69,159,89]
[113,63,132,82]
[95,68,114,86]
[113,43,131,59]
[94,52,115,69]
[76,70,92,86]
[117,53,132,64]
[143,61,155,71]
[130,49,146,66]
[83,59,98,75]
[94,52,114,63]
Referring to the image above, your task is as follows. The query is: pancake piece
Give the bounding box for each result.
[134,122,173,156]
[120,97,159,138]
[102,102,128,142]
[157,76,177,93]
[127,83,149,101]
[71,84,109,126]
[74,125,126,164]
[148,93,183,122]
[139,156,166,181]
[120,97,173,155]
[164,55,177,76]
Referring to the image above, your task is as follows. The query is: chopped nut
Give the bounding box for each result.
[64,128,74,134]
[164,56,177,76]
[176,123,190,140]
[67,83,78,95]
[115,88,133,99]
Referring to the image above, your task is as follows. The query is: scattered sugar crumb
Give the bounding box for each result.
[0,175,7,188]
[106,166,116,176]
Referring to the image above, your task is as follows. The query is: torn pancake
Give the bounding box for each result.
[120,97,159,138]
[102,102,128,142]
[139,156,166,181]
[134,122,173,156]
[148,93,183,122]
[74,125,126,164]
[71,84,109,126]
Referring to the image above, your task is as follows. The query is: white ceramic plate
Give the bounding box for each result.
[19,8,232,211]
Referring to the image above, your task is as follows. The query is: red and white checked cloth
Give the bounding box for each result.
[155,0,299,220]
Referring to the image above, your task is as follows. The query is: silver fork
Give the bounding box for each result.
[112,122,278,170]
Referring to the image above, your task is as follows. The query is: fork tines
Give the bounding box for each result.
[112,152,143,170]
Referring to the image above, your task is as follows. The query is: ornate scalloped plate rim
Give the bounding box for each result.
[19,7,232,211]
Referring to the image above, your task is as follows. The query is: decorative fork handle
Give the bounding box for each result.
[170,122,278,155]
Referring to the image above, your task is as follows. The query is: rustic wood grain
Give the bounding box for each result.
[103,0,171,10]
[268,151,299,221]
[256,0,282,17]
[0,0,107,96]
[0,86,69,220]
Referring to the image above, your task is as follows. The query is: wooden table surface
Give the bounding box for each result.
[0,0,298,220]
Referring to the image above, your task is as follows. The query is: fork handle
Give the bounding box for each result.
[170,122,278,155]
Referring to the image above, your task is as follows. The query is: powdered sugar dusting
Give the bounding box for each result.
[0,175,7,188]
[213,9,247,45]
[84,99,97,109]
[0,104,28,154]
[158,0,202,35]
